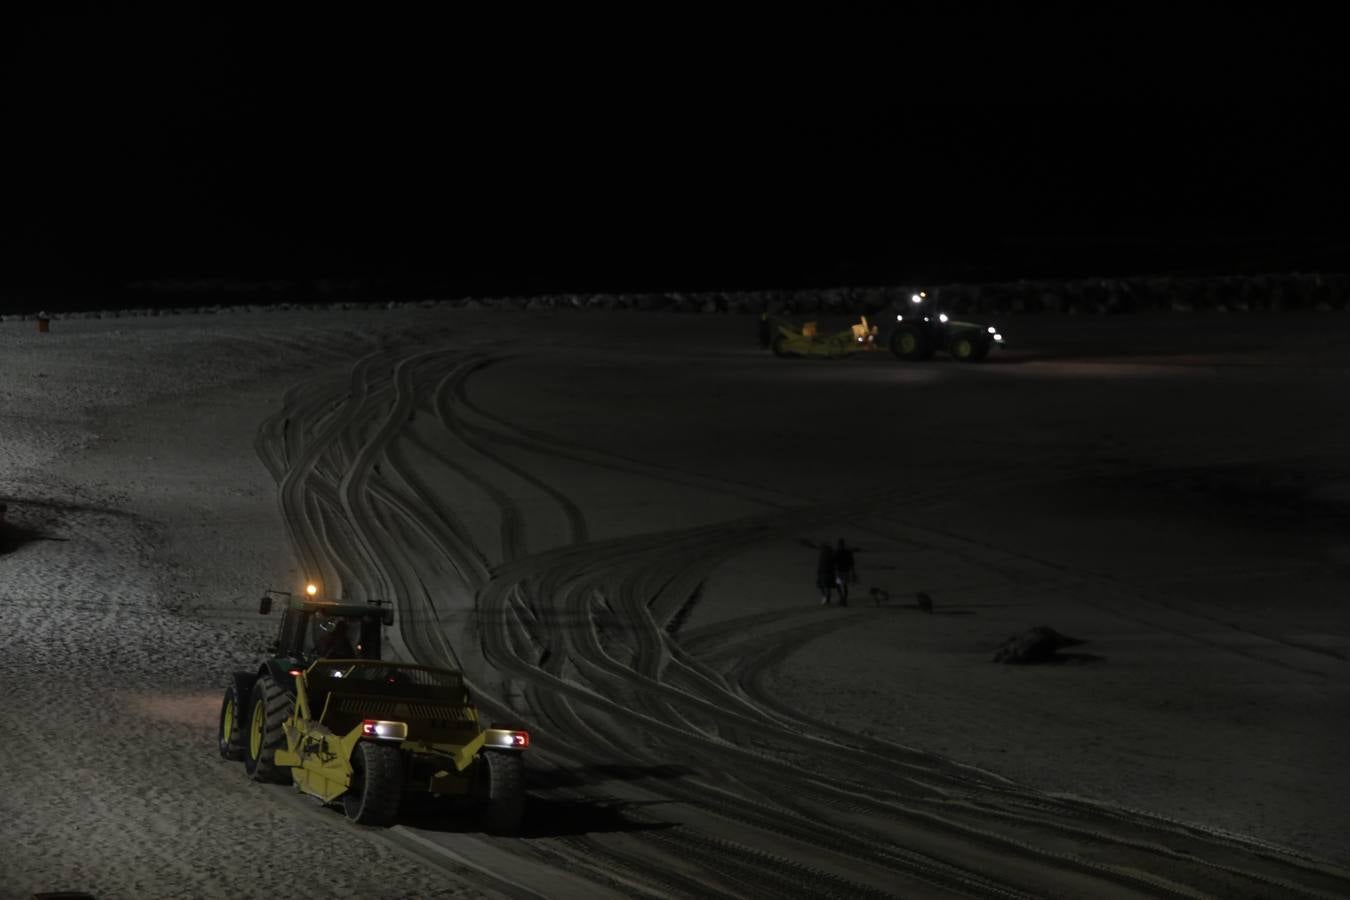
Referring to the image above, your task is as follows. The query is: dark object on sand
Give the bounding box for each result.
[915,592,933,613]
[816,542,837,605]
[993,625,1085,664]
[869,587,889,606]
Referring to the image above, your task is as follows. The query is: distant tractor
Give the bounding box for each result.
[770,315,880,358]
[890,291,1004,362]
[217,586,529,831]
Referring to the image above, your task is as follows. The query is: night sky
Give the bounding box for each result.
[3,8,1347,296]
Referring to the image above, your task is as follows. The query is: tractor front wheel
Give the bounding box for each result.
[889,324,929,361]
[480,751,526,834]
[342,741,404,826]
[217,684,245,761]
[243,674,290,784]
[951,334,979,362]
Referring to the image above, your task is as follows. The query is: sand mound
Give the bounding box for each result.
[993,625,1086,664]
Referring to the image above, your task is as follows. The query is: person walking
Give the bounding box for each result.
[816,541,837,606]
[833,538,857,606]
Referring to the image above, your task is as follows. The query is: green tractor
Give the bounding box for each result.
[889,291,1005,362]
[770,315,881,358]
[218,586,529,831]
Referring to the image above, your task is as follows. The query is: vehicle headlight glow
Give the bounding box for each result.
[361,719,408,740]
[939,313,948,323]
[305,583,318,597]
[485,728,531,749]
[987,326,996,333]
[896,314,903,321]
[911,294,923,304]
[994,334,1003,342]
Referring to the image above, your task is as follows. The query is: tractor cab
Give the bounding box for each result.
[890,290,1004,362]
[260,586,392,664]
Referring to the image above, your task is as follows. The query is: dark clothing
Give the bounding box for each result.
[312,616,357,659]
[815,545,836,592]
[834,546,856,580]
[832,542,856,605]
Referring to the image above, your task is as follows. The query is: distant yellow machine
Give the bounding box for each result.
[771,315,880,358]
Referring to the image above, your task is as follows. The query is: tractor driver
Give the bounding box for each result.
[311,613,358,660]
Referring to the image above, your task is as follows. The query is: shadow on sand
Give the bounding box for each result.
[1,498,77,556]
[0,521,64,555]
[529,762,698,789]
[399,794,679,839]
[1042,651,1106,664]
[393,763,691,837]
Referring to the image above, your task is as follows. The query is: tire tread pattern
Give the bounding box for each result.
[246,674,291,784]
[217,684,245,761]
[343,741,404,826]
[481,750,525,834]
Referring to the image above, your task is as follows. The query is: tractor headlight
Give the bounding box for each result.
[939,313,948,323]
[911,294,923,304]
[994,334,1004,342]
[896,314,903,321]
[361,720,408,740]
[987,326,996,333]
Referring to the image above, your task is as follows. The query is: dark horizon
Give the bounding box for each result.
[4,9,1348,298]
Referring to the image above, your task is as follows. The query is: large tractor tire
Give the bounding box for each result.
[243,674,290,784]
[217,684,245,761]
[480,751,526,834]
[342,741,404,826]
[889,324,929,361]
[950,334,980,362]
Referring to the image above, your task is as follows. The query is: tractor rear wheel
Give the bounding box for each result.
[889,324,928,361]
[480,751,526,834]
[342,741,404,826]
[217,684,245,761]
[243,674,290,784]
